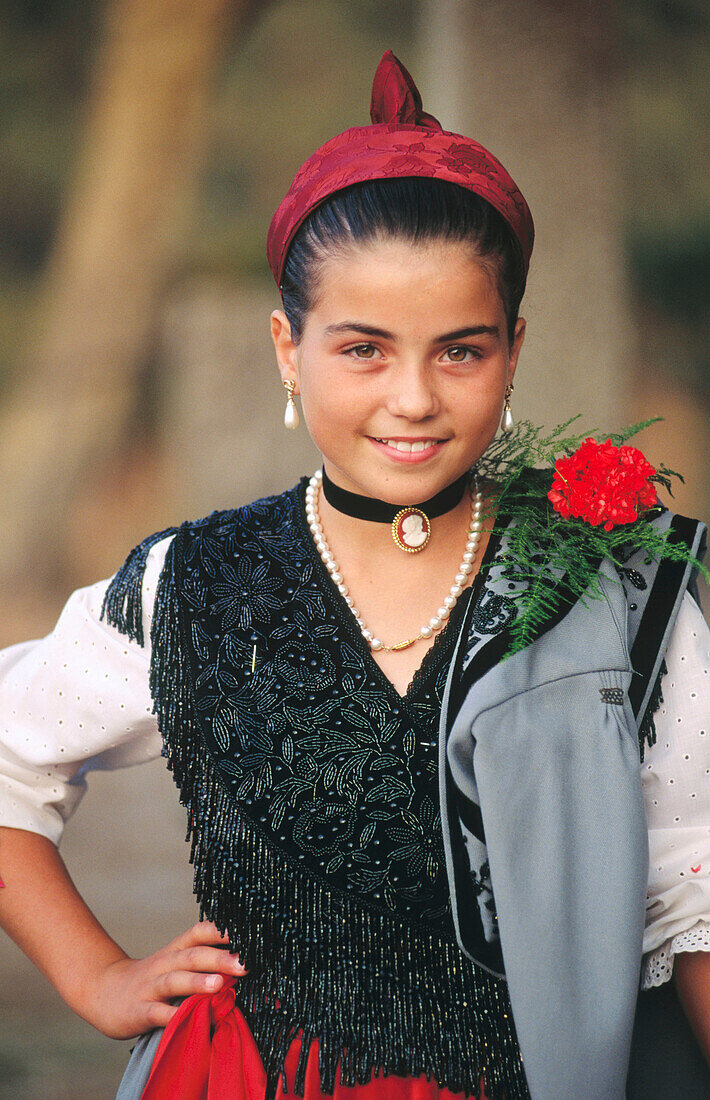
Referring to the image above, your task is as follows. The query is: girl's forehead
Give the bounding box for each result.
[311,238,502,322]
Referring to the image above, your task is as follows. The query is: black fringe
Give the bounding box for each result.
[100,527,178,646]
[638,658,668,762]
[144,531,528,1100]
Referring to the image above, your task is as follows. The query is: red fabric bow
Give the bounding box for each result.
[141,978,266,1099]
[138,978,486,1098]
[267,50,534,287]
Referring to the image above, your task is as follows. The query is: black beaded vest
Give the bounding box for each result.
[102,480,527,1098]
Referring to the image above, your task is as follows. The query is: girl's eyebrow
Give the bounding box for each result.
[323,322,393,339]
[437,325,500,341]
[322,322,500,341]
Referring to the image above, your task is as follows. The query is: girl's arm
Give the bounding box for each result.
[0,825,245,1039]
[675,952,710,1061]
[0,536,245,1037]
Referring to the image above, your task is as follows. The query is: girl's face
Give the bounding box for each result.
[271,237,525,503]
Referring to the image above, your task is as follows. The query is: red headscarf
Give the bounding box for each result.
[267,50,534,287]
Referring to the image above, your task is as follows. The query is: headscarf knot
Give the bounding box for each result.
[370,49,442,129]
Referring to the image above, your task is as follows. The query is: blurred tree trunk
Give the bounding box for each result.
[627,305,710,523]
[0,0,265,604]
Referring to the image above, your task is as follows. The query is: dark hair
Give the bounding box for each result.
[280,177,527,344]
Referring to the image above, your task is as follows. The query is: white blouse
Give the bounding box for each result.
[1,535,709,989]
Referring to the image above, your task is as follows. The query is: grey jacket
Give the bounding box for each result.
[438,511,707,1099]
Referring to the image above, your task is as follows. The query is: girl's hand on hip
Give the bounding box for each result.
[81,920,247,1039]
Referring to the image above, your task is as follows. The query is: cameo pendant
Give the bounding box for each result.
[392,508,431,552]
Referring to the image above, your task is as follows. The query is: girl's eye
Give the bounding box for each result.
[347,344,379,359]
[444,345,480,363]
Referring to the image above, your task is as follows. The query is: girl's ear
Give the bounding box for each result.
[270,309,300,393]
[507,317,526,383]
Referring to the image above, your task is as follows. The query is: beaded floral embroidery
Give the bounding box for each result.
[103,483,527,1099]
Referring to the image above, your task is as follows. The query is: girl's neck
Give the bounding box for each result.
[312,480,497,696]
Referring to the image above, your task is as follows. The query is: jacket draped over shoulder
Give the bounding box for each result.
[439,510,707,1099]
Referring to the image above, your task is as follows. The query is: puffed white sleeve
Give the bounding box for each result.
[0,536,172,847]
[641,588,710,988]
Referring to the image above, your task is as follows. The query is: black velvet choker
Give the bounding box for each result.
[320,468,469,523]
[320,468,471,553]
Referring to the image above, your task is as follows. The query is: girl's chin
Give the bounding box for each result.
[325,457,472,504]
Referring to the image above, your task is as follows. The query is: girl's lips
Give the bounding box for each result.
[368,437,447,463]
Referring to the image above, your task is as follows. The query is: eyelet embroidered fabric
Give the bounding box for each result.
[642,922,710,989]
[640,589,710,984]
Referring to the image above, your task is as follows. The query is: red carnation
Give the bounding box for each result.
[547,437,658,532]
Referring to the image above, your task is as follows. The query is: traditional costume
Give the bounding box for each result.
[0,485,709,1098]
[1,51,710,1100]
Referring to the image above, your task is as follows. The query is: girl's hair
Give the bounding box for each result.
[280,177,526,344]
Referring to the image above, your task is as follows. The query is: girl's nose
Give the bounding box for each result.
[387,363,440,421]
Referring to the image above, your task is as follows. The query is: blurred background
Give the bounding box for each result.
[0,0,708,1096]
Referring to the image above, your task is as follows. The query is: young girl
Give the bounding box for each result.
[1,51,709,1100]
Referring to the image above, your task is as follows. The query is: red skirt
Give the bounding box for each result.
[140,979,485,1100]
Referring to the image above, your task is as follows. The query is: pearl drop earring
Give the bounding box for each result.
[501,381,514,433]
[283,379,299,430]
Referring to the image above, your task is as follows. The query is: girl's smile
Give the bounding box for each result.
[369,436,447,464]
[271,236,525,504]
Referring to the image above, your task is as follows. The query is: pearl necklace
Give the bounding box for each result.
[305,470,483,652]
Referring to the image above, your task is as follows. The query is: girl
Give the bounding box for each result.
[1,50,709,1100]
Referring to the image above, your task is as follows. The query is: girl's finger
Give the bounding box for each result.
[172,945,246,975]
[152,969,226,1001]
[170,920,230,951]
